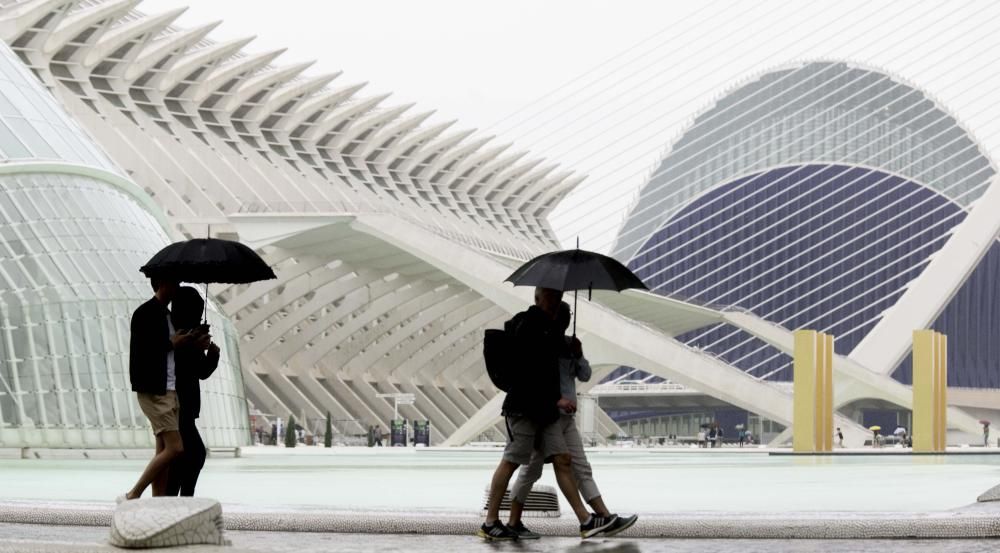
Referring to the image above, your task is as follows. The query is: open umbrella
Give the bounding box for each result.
[980,420,991,426]
[893,427,907,435]
[140,238,276,320]
[506,243,647,334]
[869,426,881,431]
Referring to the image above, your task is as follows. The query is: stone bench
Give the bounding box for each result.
[109,497,229,548]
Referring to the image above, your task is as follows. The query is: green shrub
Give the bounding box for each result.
[324,412,333,448]
[285,415,297,448]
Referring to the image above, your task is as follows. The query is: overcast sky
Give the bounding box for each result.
[142,1,1000,252]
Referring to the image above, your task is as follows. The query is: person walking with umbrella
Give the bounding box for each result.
[120,237,274,500]
[505,302,638,540]
[982,421,991,447]
[479,288,618,541]
[165,286,220,497]
[120,277,194,501]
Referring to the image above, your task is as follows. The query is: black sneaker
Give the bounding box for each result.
[580,513,618,538]
[599,513,638,537]
[477,520,518,541]
[510,521,540,540]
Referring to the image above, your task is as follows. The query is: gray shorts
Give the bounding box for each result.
[502,415,569,465]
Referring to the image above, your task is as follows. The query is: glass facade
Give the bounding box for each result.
[0,42,249,448]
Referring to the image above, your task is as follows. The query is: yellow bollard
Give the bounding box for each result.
[912,330,948,453]
[793,330,834,453]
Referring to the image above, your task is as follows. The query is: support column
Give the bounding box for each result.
[913,330,948,453]
[793,330,834,453]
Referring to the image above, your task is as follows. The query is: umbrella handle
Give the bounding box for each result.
[573,289,577,337]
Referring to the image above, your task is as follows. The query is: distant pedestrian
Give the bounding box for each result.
[836,427,844,448]
[738,429,746,448]
[374,425,383,447]
[715,425,724,448]
[708,426,717,448]
[984,423,990,447]
[270,423,277,446]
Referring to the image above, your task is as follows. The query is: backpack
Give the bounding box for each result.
[483,328,513,392]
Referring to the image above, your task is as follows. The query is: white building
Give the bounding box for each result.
[0,37,248,448]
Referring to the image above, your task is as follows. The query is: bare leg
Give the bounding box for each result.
[508,499,525,526]
[552,453,590,522]
[484,460,518,524]
[588,495,612,518]
[128,431,184,499]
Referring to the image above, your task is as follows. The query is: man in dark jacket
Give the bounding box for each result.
[478,287,617,541]
[121,278,193,501]
[166,286,220,497]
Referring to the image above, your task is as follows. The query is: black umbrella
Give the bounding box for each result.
[140,238,276,320]
[506,246,647,335]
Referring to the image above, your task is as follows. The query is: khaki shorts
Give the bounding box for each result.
[137,391,179,435]
[502,415,569,466]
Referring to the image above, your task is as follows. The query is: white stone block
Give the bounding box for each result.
[108,497,229,548]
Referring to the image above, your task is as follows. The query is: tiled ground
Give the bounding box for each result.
[1,523,999,553]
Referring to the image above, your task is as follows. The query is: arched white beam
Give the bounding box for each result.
[850,175,1000,374]
[464,150,530,194]
[252,72,343,125]
[241,268,385,359]
[276,275,440,368]
[441,142,509,190]
[390,301,502,381]
[225,61,317,113]
[157,36,256,94]
[351,288,479,379]
[193,48,287,103]
[486,158,545,202]
[42,0,138,56]
[535,175,585,218]
[81,7,186,69]
[336,102,416,151]
[0,0,72,43]
[310,93,390,144]
[503,163,561,210]
[356,109,433,159]
[222,254,331,314]
[124,19,221,82]
[233,261,358,333]
[524,170,576,213]
[381,118,454,162]
[294,279,440,369]
[402,129,477,175]
[283,82,368,135]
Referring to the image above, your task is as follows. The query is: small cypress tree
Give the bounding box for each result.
[285,415,297,448]
[324,411,333,448]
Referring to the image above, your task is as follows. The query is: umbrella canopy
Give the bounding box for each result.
[734,424,745,430]
[140,238,276,284]
[981,420,991,426]
[506,248,647,293]
[893,427,907,435]
[869,426,881,431]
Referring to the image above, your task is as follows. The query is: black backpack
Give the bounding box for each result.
[483,328,513,392]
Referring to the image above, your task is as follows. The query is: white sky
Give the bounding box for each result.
[142,0,1000,252]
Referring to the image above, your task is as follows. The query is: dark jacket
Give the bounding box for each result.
[129,297,173,395]
[501,305,564,426]
[174,342,220,419]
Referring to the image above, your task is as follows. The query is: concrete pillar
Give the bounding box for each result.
[913,330,948,452]
[793,330,834,453]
